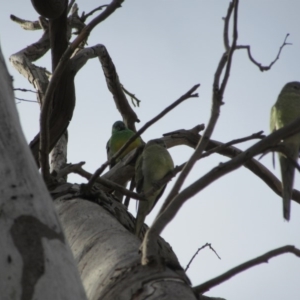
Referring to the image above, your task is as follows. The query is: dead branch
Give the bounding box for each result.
[81,5,109,22]
[98,45,140,131]
[158,0,238,220]
[15,97,38,103]
[146,117,300,255]
[185,243,221,272]
[121,84,141,107]
[193,245,300,295]
[14,88,38,93]
[236,34,291,72]
[10,14,42,30]
[36,0,124,180]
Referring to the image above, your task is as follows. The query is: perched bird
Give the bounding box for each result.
[270,81,300,221]
[135,139,174,236]
[106,121,143,202]
[106,120,143,168]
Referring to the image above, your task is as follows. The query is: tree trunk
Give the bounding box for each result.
[0,47,86,300]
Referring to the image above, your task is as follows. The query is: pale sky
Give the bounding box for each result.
[1,1,300,299]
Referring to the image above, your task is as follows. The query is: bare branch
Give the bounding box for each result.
[55,162,144,201]
[162,127,300,203]
[14,88,38,93]
[10,14,42,30]
[236,34,291,72]
[98,45,140,131]
[193,245,300,295]
[185,243,221,272]
[146,117,300,252]
[15,97,38,103]
[121,84,141,107]
[222,2,234,52]
[200,131,265,160]
[158,0,238,218]
[85,84,200,190]
[38,0,124,180]
[81,5,109,22]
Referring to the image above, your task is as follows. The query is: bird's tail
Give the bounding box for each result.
[279,149,298,221]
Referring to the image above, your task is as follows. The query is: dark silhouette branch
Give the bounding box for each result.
[193,245,300,295]
[98,45,140,131]
[121,84,141,107]
[185,243,221,272]
[10,14,42,30]
[158,0,239,218]
[236,34,291,72]
[38,0,124,180]
[146,117,300,252]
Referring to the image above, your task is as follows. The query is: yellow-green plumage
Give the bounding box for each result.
[107,121,142,168]
[270,81,300,221]
[135,139,174,236]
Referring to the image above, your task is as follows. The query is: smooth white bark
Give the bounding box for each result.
[0,47,86,300]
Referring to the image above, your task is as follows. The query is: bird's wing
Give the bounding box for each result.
[270,105,277,132]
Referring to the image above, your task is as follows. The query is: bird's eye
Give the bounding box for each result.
[293,85,300,90]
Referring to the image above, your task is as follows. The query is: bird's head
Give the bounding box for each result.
[112,121,126,133]
[146,139,166,148]
[282,81,300,96]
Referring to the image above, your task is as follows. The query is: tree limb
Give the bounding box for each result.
[193,245,300,295]
[144,117,300,260]
[236,34,291,72]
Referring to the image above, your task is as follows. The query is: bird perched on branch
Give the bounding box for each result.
[270,81,300,221]
[106,120,143,201]
[135,139,174,236]
[106,120,143,168]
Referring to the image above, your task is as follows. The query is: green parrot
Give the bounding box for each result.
[270,81,300,221]
[135,139,174,236]
[106,121,143,202]
[106,120,143,168]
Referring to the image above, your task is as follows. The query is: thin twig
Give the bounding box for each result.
[236,34,291,72]
[15,97,38,103]
[86,84,200,190]
[81,5,109,22]
[185,243,221,272]
[55,162,144,201]
[14,88,38,93]
[193,245,300,294]
[39,0,124,181]
[121,84,141,107]
[222,1,234,51]
[200,131,265,160]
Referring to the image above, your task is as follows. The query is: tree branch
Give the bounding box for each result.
[145,117,300,257]
[158,0,238,219]
[38,0,124,180]
[98,45,140,131]
[236,34,291,72]
[193,245,300,295]
[185,243,221,272]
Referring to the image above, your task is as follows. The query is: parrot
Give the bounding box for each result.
[106,120,143,168]
[135,139,174,236]
[270,81,300,221]
[106,120,143,202]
